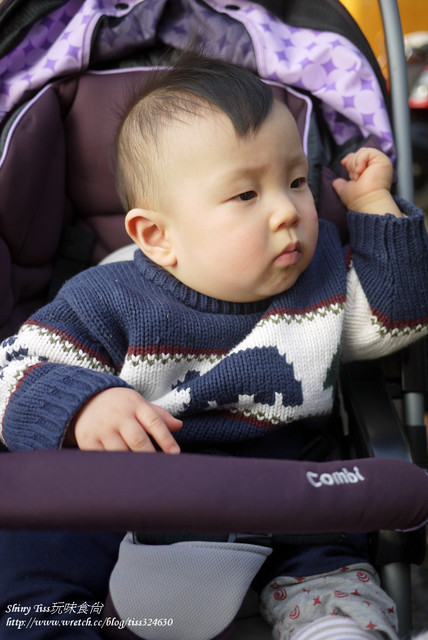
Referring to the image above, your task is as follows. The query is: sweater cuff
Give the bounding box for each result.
[347,197,428,263]
[3,364,132,451]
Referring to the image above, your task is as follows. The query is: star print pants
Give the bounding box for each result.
[260,563,399,639]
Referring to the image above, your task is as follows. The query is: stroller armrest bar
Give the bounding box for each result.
[0,450,426,534]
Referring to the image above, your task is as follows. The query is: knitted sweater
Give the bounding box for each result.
[1,202,427,453]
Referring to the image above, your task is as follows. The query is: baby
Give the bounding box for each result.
[0,52,427,640]
[70,55,406,458]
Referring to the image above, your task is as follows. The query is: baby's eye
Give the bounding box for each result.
[236,190,257,201]
[290,177,307,189]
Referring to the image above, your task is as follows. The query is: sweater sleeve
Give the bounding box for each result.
[0,279,132,451]
[341,198,428,362]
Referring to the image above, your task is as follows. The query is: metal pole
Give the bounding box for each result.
[378,0,414,201]
[379,0,427,461]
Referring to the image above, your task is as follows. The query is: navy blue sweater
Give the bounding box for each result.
[1,204,427,454]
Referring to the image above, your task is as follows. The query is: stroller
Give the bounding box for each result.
[0,0,427,638]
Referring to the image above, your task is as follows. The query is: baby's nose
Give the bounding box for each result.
[269,196,300,231]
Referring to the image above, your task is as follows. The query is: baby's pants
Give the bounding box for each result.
[0,530,400,640]
[0,529,124,639]
[260,563,399,639]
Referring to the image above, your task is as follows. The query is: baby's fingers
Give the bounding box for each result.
[341,151,368,181]
[133,402,182,454]
[120,420,158,453]
[100,431,134,452]
[153,405,184,433]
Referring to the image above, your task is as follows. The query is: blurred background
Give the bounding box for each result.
[340,0,428,217]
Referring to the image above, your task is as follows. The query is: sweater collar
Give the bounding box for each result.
[134,250,272,315]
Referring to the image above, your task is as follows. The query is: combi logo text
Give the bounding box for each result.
[306,466,365,488]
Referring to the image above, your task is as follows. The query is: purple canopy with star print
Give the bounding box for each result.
[0,0,393,158]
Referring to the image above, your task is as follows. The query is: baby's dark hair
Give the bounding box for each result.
[116,51,274,210]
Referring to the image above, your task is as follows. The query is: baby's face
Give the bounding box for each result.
[159,101,318,302]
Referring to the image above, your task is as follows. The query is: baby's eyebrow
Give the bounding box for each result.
[211,147,309,190]
[211,166,257,189]
[225,167,257,180]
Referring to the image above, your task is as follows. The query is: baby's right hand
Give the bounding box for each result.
[67,387,182,453]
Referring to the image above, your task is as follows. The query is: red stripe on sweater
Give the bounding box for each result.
[263,294,346,319]
[24,320,114,369]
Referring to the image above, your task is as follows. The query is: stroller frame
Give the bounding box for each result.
[343,1,428,635]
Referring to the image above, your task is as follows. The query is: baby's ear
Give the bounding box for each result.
[125,208,177,267]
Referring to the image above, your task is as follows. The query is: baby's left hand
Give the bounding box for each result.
[332,147,403,217]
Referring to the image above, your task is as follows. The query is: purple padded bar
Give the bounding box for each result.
[0,450,427,534]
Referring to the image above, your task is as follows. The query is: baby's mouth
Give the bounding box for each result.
[275,241,302,266]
